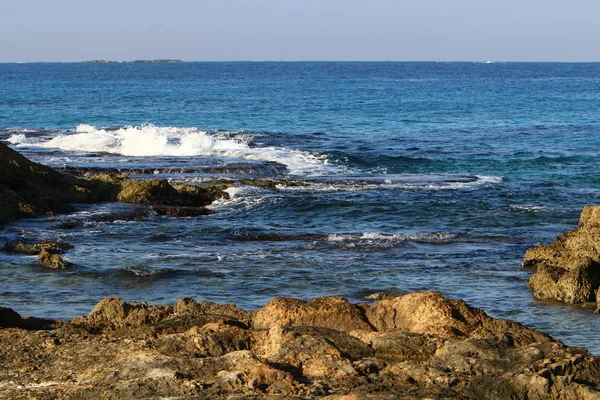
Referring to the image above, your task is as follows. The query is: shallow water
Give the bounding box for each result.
[1,62,600,353]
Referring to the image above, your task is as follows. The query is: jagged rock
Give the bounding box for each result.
[174,297,252,326]
[1,293,599,399]
[523,206,600,305]
[253,296,374,332]
[37,248,72,269]
[69,297,173,330]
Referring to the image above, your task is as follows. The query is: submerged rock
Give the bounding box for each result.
[37,249,72,269]
[523,206,600,306]
[1,292,599,399]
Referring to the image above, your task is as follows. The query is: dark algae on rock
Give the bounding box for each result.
[1,292,599,399]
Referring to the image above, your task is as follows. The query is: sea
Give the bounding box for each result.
[1,62,600,353]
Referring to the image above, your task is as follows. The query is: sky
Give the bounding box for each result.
[1,0,599,62]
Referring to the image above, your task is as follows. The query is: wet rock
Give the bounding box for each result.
[115,179,228,207]
[0,143,228,226]
[253,296,374,332]
[523,206,600,305]
[4,240,73,255]
[152,205,214,217]
[38,249,72,269]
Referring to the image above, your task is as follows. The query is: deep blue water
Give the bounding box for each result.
[1,62,600,353]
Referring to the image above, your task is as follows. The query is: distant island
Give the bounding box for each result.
[82,59,183,63]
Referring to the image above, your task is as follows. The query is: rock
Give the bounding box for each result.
[38,249,72,269]
[364,292,397,301]
[0,307,61,330]
[523,206,600,305]
[174,297,252,326]
[365,291,551,346]
[0,143,228,226]
[4,240,73,255]
[116,179,228,207]
[0,293,599,399]
[0,142,95,224]
[70,297,173,331]
[253,296,374,332]
[152,205,214,217]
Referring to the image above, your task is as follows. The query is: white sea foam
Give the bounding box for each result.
[280,175,502,193]
[12,124,339,176]
[207,186,280,213]
[7,134,29,144]
[327,232,456,243]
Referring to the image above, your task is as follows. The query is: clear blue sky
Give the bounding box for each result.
[2,0,598,62]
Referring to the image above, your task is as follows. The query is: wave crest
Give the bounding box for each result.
[10,124,341,176]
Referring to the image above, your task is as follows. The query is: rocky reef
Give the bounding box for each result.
[1,292,599,399]
[523,206,600,310]
[0,142,228,226]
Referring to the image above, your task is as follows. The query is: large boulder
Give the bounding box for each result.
[523,206,600,306]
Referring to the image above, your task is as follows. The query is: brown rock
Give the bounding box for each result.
[253,296,374,332]
[366,291,485,339]
[116,179,228,207]
[4,240,73,255]
[174,297,252,326]
[0,293,598,399]
[70,297,173,330]
[38,248,72,269]
[523,206,600,305]
[365,291,551,346]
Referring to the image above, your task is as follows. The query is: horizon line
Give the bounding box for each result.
[2,60,600,64]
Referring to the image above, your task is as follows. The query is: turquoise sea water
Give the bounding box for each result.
[1,62,600,352]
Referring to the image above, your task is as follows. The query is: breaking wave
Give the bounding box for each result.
[7,124,342,176]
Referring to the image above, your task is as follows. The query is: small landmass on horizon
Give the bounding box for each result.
[82,59,183,63]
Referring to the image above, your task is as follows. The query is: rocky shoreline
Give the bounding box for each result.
[2,142,600,398]
[523,206,600,312]
[1,292,600,399]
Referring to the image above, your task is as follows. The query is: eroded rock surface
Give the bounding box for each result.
[523,206,600,307]
[1,292,598,399]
